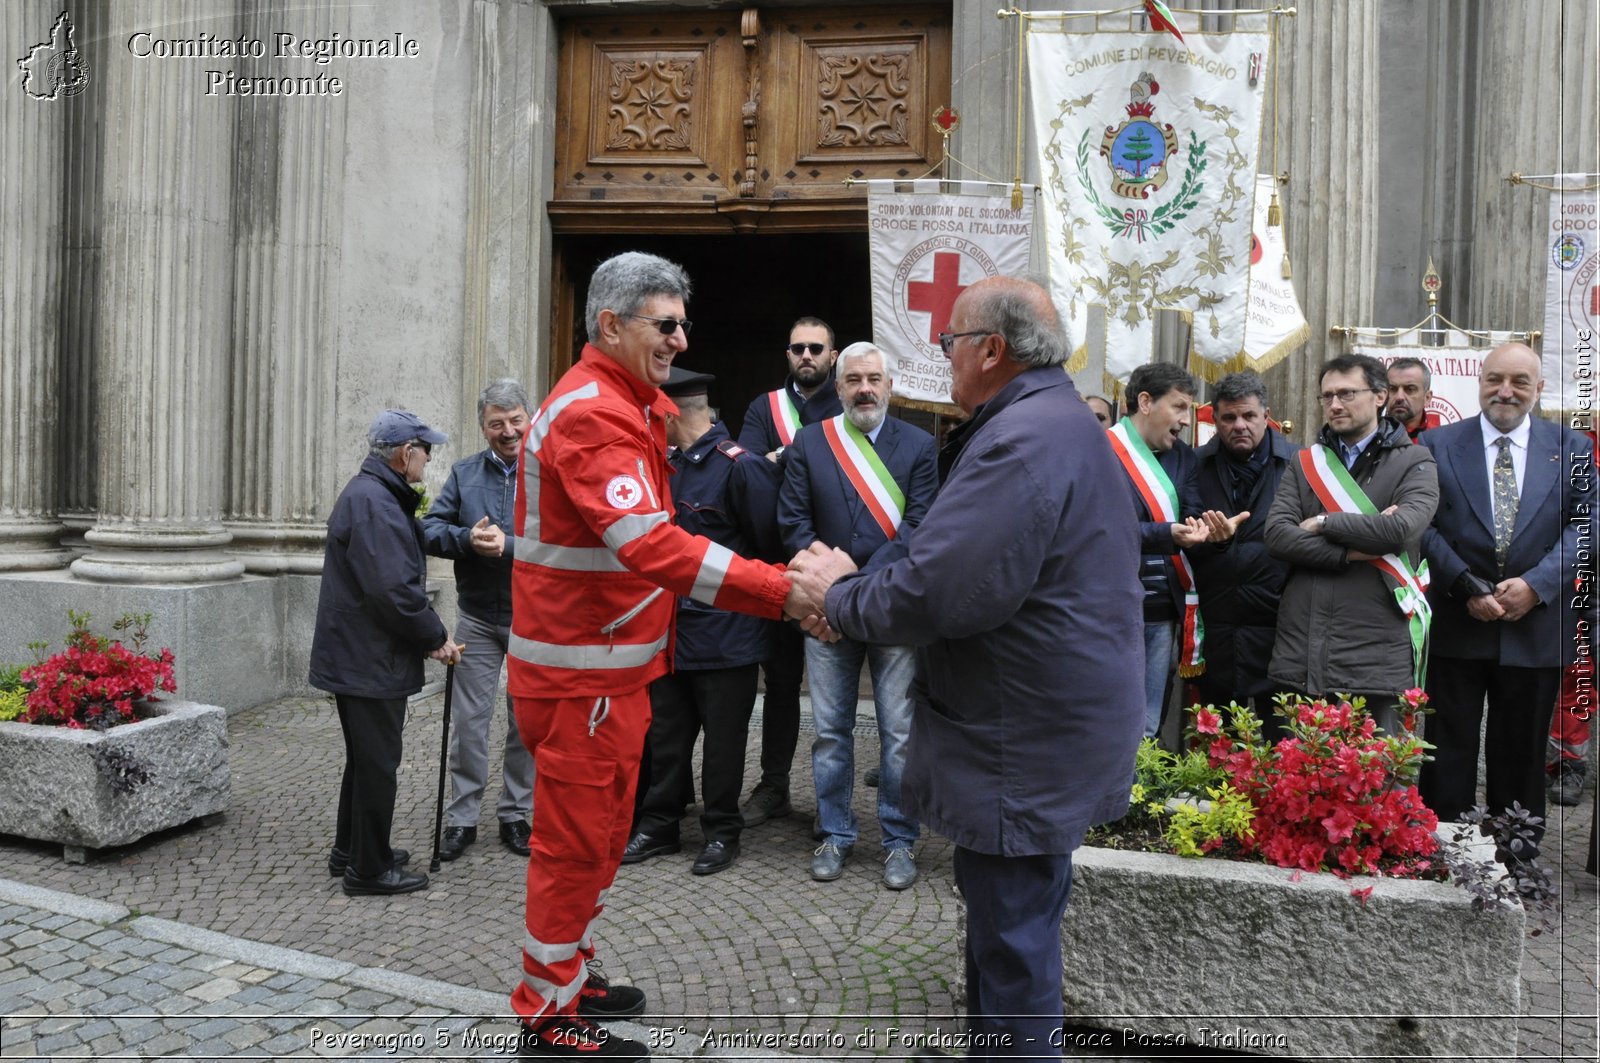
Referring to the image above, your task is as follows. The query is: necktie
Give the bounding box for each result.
[1491,436,1518,572]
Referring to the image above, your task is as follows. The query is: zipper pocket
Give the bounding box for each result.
[600,588,665,646]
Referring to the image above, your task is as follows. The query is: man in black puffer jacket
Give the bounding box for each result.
[311,409,462,897]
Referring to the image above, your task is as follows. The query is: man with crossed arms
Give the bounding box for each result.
[778,341,938,888]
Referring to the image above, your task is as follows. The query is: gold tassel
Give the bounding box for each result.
[1177,663,1207,679]
[1266,190,1281,228]
[1281,249,1293,280]
[1011,179,1023,211]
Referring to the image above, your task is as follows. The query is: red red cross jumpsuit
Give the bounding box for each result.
[506,346,790,1023]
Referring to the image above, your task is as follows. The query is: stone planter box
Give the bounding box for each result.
[0,699,230,862]
[1059,846,1526,1059]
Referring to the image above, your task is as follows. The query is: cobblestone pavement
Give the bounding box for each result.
[0,692,1595,1060]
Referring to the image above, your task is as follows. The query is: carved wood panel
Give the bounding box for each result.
[550,5,951,226]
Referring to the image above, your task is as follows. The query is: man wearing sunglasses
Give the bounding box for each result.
[1264,353,1439,736]
[736,317,844,831]
[505,251,811,1061]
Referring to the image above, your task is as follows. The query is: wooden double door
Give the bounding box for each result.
[547,3,952,427]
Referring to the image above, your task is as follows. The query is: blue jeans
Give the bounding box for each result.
[805,636,918,851]
[1142,621,1175,739]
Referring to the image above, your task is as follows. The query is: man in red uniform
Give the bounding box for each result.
[507,252,804,1060]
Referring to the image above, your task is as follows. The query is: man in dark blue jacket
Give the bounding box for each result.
[421,379,534,862]
[1191,371,1299,721]
[736,316,843,830]
[779,342,938,889]
[623,368,782,876]
[787,276,1143,1057]
[311,410,462,897]
[1419,343,1596,831]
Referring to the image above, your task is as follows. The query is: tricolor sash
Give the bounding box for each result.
[820,415,905,541]
[1299,446,1433,687]
[1108,419,1205,677]
[768,388,802,447]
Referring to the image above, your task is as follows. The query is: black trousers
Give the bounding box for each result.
[333,693,408,878]
[637,664,759,843]
[1420,657,1560,827]
[757,624,805,785]
[953,846,1075,1059]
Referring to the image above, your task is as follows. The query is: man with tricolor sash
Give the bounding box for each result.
[1264,354,1439,736]
[777,342,938,889]
[1109,363,1246,742]
[736,316,843,831]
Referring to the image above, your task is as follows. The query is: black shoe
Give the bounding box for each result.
[576,968,647,1020]
[621,831,680,865]
[691,839,738,875]
[341,866,428,896]
[437,825,477,862]
[864,767,881,788]
[500,820,532,856]
[327,847,410,878]
[739,781,792,826]
[520,1014,648,1059]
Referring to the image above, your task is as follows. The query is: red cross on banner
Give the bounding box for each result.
[906,252,968,344]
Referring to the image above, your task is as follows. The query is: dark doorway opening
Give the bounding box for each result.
[555,231,871,440]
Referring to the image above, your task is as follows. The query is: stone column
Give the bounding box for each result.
[222,0,349,575]
[1465,0,1598,339]
[0,2,73,571]
[1259,0,1382,437]
[70,1,244,584]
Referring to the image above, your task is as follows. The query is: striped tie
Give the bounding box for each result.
[1491,436,1518,573]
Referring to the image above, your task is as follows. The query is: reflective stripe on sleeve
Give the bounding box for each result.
[601,510,669,552]
[514,536,627,573]
[688,541,734,605]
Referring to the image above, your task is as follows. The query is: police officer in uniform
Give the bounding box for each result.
[624,368,783,875]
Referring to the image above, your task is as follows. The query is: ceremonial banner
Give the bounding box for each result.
[1027,9,1271,383]
[867,180,1036,406]
[1544,174,1599,414]
[1345,328,1528,426]
[1235,173,1309,374]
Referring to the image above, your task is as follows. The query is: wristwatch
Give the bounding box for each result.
[1316,514,1327,532]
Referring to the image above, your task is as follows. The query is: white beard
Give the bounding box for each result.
[845,402,886,433]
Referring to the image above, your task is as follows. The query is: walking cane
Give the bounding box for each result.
[429,648,463,873]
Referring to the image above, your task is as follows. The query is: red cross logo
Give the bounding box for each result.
[906,252,968,345]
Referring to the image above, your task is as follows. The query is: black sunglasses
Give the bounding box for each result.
[787,342,827,357]
[625,313,692,337]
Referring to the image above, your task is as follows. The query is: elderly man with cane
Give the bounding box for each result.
[311,409,463,897]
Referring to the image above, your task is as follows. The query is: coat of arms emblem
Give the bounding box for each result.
[1099,73,1178,199]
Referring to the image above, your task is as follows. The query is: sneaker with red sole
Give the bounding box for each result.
[519,1015,648,1060]
[576,967,646,1020]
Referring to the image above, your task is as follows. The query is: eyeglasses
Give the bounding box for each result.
[787,342,827,357]
[626,314,693,337]
[938,330,992,355]
[407,441,432,456]
[1316,388,1377,406]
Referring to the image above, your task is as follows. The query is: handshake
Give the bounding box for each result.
[782,542,857,642]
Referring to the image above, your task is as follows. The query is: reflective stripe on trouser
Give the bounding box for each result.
[509,687,650,1023]
[1549,646,1595,769]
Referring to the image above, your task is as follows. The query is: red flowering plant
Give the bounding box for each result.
[1196,691,1440,879]
[19,611,176,731]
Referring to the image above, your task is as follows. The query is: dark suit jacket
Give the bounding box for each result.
[778,415,939,567]
[1422,415,1595,668]
[736,375,843,455]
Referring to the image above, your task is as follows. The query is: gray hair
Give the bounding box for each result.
[368,438,419,461]
[1212,370,1269,407]
[965,277,1068,368]
[478,378,530,423]
[837,341,896,380]
[585,252,693,343]
[1387,356,1432,390]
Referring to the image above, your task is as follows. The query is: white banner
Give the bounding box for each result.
[1027,10,1271,383]
[1236,174,1309,373]
[867,180,1035,406]
[1544,175,1599,414]
[1346,329,1528,427]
